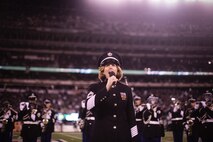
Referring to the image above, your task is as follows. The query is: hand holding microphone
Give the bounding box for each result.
[106,71,118,91]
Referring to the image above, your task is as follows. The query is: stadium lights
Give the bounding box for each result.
[164,0,179,4]
[200,0,213,2]
[149,0,179,4]
[87,0,127,7]
[86,0,213,5]
[1,66,213,76]
[149,0,162,3]
[185,0,213,3]
[186,0,197,2]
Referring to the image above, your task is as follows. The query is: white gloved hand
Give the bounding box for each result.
[147,103,151,110]
[40,123,44,127]
[185,124,189,130]
[201,101,206,108]
[154,112,157,118]
[31,114,36,121]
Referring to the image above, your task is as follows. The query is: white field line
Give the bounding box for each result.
[55,133,82,140]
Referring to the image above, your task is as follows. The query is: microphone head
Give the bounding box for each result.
[109,71,115,77]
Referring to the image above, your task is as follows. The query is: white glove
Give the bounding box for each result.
[40,123,44,127]
[147,103,151,110]
[31,114,36,121]
[201,101,206,108]
[185,124,189,130]
[173,107,177,112]
[154,112,157,118]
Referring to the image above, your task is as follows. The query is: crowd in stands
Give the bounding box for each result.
[1,4,212,72]
[0,1,212,119]
[1,7,213,37]
[1,52,212,72]
[1,0,213,38]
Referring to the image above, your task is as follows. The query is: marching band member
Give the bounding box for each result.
[199,92,213,142]
[183,98,200,142]
[41,99,57,142]
[0,101,17,142]
[78,99,87,142]
[78,99,95,142]
[134,95,145,142]
[168,100,184,142]
[142,95,164,142]
[18,93,42,142]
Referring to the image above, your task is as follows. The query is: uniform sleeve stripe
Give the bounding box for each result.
[131,125,138,138]
[87,95,95,110]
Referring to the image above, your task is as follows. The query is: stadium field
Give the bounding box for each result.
[53,131,187,142]
[13,131,187,142]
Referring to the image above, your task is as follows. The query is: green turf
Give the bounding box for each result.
[162,131,187,142]
[13,131,187,142]
[52,131,187,142]
[52,132,82,142]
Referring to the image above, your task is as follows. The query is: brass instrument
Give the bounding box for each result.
[0,107,11,132]
[0,119,8,132]
[42,118,49,132]
[78,119,85,129]
[184,108,195,136]
[185,118,194,136]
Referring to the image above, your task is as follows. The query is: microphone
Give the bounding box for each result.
[109,71,115,77]
[109,71,116,88]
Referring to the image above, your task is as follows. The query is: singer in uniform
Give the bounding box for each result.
[86,52,138,142]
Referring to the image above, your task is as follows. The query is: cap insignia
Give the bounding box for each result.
[107,52,112,56]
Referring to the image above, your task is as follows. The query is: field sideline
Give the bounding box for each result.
[13,131,187,142]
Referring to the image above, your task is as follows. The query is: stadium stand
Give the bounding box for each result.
[0,0,213,114]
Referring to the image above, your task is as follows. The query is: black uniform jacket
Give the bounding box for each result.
[86,81,138,142]
[135,106,145,133]
[200,107,213,140]
[18,108,42,138]
[0,108,17,132]
[143,107,164,138]
[183,107,200,136]
[170,109,184,131]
